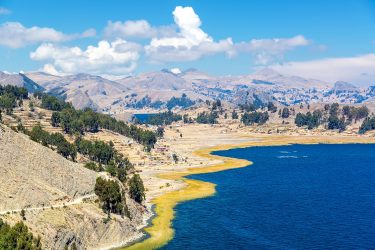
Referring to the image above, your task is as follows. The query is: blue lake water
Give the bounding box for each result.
[133,113,157,123]
[162,144,375,250]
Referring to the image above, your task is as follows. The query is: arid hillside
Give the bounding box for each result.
[0,125,97,211]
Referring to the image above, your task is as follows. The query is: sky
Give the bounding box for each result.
[1,0,375,85]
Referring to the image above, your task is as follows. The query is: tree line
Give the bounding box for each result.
[294,103,372,133]
[75,137,133,183]
[241,111,269,125]
[32,93,157,151]
[196,111,219,124]
[27,125,77,161]
[135,111,182,126]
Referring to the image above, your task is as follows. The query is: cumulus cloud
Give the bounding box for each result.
[271,53,375,86]
[0,22,96,48]
[0,7,11,15]
[236,35,310,65]
[30,39,141,75]
[145,6,234,62]
[101,6,308,65]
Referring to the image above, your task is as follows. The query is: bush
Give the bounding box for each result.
[84,162,99,171]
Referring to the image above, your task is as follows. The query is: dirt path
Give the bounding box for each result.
[0,193,96,215]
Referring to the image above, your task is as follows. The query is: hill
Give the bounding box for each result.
[0,89,152,249]
[0,72,44,93]
[0,125,96,211]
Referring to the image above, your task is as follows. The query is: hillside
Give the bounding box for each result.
[0,125,96,211]
[0,90,153,249]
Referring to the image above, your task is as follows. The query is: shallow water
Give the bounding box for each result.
[162,144,375,250]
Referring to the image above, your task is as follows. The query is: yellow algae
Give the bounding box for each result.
[123,135,375,250]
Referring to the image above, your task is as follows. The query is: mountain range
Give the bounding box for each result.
[1,68,374,112]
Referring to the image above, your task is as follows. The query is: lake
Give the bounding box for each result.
[132,113,157,123]
[162,144,375,249]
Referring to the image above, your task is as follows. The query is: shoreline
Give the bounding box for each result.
[122,135,375,250]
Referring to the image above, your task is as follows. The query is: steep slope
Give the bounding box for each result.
[0,125,97,211]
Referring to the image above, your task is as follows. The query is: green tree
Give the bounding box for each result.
[0,219,42,250]
[231,110,238,119]
[0,93,17,115]
[359,116,375,134]
[94,177,124,217]
[28,101,35,112]
[172,153,178,163]
[128,174,145,203]
[156,127,164,138]
[241,111,269,125]
[51,112,60,127]
[20,209,26,220]
[267,102,277,113]
[328,115,346,132]
[281,107,290,118]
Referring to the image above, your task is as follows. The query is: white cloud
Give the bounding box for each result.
[236,35,310,65]
[103,20,176,39]
[145,6,234,62]
[42,64,62,76]
[170,68,181,74]
[30,39,141,75]
[0,22,96,48]
[104,20,155,38]
[0,7,10,15]
[271,53,375,86]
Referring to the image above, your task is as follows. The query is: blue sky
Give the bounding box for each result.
[1,0,375,84]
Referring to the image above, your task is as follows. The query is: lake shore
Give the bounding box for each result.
[121,126,375,250]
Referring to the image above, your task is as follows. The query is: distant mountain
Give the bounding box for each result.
[0,71,44,93]
[26,72,129,110]
[233,68,331,89]
[23,68,375,111]
[332,81,359,94]
[118,70,191,91]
